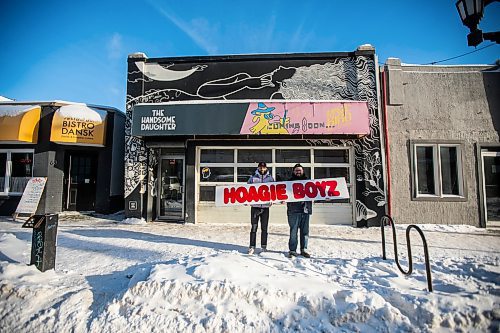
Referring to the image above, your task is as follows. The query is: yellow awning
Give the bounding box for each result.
[0,105,41,143]
[50,104,107,146]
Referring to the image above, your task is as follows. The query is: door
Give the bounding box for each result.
[158,156,184,221]
[65,153,97,211]
[481,152,500,226]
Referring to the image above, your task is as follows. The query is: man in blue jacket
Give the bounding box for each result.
[247,162,274,255]
[287,164,312,258]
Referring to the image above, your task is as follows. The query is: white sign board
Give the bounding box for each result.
[216,178,349,207]
[15,177,47,216]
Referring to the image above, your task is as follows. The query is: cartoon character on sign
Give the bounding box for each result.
[202,167,211,179]
[249,102,290,134]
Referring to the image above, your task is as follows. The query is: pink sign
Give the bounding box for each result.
[239,101,370,135]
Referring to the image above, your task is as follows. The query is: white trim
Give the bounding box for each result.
[482,152,500,157]
[413,143,465,199]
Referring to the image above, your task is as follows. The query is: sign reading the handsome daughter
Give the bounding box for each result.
[215,178,349,207]
[132,101,370,136]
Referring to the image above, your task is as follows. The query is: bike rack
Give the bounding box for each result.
[380,215,433,292]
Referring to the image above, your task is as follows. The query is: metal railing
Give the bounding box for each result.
[380,215,433,292]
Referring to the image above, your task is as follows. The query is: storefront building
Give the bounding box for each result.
[125,46,387,226]
[381,58,499,227]
[0,101,125,215]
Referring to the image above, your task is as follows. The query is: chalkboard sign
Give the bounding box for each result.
[14,177,47,218]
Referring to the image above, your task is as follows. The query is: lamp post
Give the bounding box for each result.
[456,0,500,46]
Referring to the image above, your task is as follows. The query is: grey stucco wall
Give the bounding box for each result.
[384,59,499,226]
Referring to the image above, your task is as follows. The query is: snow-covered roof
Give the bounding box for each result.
[0,104,39,117]
[56,104,107,122]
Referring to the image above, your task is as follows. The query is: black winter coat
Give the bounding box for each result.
[286,174,313,215]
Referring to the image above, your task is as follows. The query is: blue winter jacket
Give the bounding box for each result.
[247,169,275,208]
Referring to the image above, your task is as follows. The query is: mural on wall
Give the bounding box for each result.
[239,101,369,136]
[245,102,290,134]
[135,61,207,81]
[148,149,159,198]
[276,57,386,218]
[125,55,385,224]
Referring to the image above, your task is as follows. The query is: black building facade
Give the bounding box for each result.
[0,101,125,215]
[125,47,386,227]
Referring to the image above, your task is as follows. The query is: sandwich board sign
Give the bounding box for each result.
[14,177,47,221]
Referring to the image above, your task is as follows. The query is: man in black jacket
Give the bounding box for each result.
[286,164,312,258]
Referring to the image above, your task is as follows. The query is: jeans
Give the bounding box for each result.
[287,212,310,252]
[250,207,269,248]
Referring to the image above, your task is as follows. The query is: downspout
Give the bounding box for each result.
[381,69,392,216]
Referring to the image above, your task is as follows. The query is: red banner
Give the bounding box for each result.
[215,178,349,207]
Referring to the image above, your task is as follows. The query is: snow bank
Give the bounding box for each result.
[0,218,499,332]
[120,217,147,225]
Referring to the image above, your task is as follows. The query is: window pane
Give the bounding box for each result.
[314,167,350,183]
[276,167,311,181]
[200,149,234,163]
[237,149,272,163]
[314,150,349,163]
[10,153,33,193]
[416,146,435,195]
[0,153,6,192]
[237,167,273,183]
[440,147,459,195]
[200,186,215,201]
[200,167,234,182]
[237,167,254,183]
[276,149,310,163]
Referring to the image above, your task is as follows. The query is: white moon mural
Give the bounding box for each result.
[135,61,207,81]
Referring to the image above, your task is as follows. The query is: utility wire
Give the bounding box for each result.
[424,43,497,65]
[378,43,497,66]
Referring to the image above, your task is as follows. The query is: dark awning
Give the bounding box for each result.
[131,100,370,137]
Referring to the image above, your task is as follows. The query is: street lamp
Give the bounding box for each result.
[456,0,500,46]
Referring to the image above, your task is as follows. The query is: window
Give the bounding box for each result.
[412,143,465,200]
[200,149,233,163]
[276,149,310,163]
[197,147,353,203]
[275,167,311,181]
[237,149,272,163]
[0,150,34,195]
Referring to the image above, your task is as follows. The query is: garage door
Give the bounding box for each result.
[196,146,354,225]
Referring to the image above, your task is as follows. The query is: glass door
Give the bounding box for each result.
[65,152,97,211]
[482,152,500,226]
[158,156,184,221]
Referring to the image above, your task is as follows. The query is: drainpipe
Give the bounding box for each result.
[381,69,392,217]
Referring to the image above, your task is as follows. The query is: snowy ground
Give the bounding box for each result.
[0,212,499,332]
